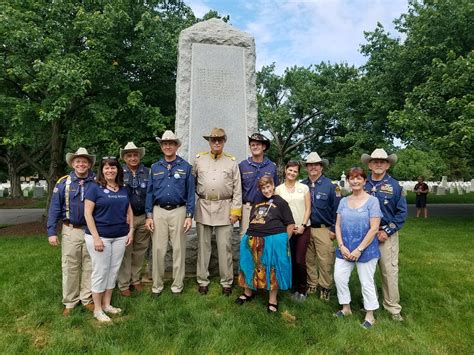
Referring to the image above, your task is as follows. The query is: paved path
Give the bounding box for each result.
[0,209,46,225]
[0,204,472,225]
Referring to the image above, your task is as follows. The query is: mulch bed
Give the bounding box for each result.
[0,198,40,208]
[0,221,46,237]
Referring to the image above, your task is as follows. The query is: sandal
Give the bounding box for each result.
[94,311,112,322]
[360,319,375,329]
[333,310,352,318]
[103,305,122,314]
[267,303,279,313]
[235,293,255,305]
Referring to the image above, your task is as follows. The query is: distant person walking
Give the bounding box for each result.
[47,148,96,316]
[414,176,429,218]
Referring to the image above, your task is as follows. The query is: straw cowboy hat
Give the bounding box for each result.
[65,147,96,168]
[361,148,398,165]
[120,142,146,159]
[156,130,181,147]
[304,152,329,167]
[248,133,271,151]
[203,127,227,141]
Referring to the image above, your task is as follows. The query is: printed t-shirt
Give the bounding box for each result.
[246,195,295,237]
[85,183,130,238]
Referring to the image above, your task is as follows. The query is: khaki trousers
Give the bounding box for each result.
[151,206,187,294]
[239,203,252,238]
[306,227,335,289]
[117,214,151,291]
[378,232,402,314]
[196,223,233,288]
[61,225,92,308]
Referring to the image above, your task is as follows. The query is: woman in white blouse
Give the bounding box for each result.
[275,161,311,301]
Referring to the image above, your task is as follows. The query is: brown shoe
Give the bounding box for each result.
[83,303,95,312]
[131,283,144,292]
[222,287,232,296]
[198,285,209,295]
[120,289,132,297]
[62,307,73,316]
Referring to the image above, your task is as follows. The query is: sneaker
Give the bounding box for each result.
[94,311,112,322]
[291,292,307,302]
[320,288,331,301]
[392,313,404,322]
[103,305,122,314]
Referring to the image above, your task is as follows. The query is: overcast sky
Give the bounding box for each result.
[186,0,409,72]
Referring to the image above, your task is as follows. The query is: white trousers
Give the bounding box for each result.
[85,234,127,293]
[334,257,379,311]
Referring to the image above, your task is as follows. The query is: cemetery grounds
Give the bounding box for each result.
[0,216,472,353]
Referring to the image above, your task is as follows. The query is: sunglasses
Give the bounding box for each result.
[101,156,117,162]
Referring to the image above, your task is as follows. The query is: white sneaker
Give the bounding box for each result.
[94,311,112,322]
[103,305,122,314]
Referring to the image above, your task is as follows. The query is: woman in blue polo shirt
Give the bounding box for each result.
[84,157,133,323]
[334,167,382,329]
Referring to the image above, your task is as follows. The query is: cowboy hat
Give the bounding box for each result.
[203,128,227,141]
[248,133,270,151]
[65,147,96,168]
[120,142,146,159]
[361,148,398,165]
[156,130,181,147]
[304,152,329,167]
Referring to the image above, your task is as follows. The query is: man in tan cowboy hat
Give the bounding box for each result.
[145,131,195,296]
[47,147,96,315]
[239,133,279,237]
[116,142,151,296]
[362,148,407,321]
[193,127,242,296]
[301,152,339,301]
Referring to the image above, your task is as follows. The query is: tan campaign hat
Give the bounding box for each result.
[65,147,96,168]
[203,127,227,141]
[156,130,181,147]
[304,152,329,167]
[120,142,146,159]
[361,148,398,165]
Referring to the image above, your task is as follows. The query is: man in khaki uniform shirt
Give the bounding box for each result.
[193,128,242,296]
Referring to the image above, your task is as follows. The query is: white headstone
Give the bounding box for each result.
[470,179,474,192]
[175,19,258,163]
[437,186,446,195]
[441,176,448,188]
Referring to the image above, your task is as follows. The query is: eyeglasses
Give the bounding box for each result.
[209,138,224,143]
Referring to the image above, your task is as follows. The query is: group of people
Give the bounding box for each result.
[47,127,407,328]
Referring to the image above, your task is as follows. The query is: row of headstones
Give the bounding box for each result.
[0,180,47,198]
[336,173,474,195]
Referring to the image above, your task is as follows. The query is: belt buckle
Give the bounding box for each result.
[206,194,219,201]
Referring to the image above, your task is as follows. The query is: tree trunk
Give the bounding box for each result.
[46,119,66,212]
[7,160,22,198]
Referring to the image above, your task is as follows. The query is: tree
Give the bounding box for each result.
[1,1,197,206]
[361,0,473,178]
[257,63,360,178]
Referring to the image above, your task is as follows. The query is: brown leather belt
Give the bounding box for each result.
[63,221,84,229]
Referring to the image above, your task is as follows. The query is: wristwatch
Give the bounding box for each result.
[357,247,364,252]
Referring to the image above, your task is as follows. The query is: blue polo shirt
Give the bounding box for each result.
[239,157,279,204]
[85,183,130,238]
[145,156,195,217]
[364,173,407,236]
[302,175,338,231]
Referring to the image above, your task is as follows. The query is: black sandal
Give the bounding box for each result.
[267,302,279,313]
[235,293,255,305]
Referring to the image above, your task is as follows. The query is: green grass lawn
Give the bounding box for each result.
[405,191,474,204]
[0,217,473,353]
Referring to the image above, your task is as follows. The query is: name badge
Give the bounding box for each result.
[103,189,110,194]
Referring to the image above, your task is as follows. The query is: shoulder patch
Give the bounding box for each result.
[55,175,69,184]
[196,151,209,158]
[224,153,236,161]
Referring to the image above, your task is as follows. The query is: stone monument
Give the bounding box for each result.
[175,18,258,163]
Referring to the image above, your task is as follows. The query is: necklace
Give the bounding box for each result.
[106,184,118,191]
